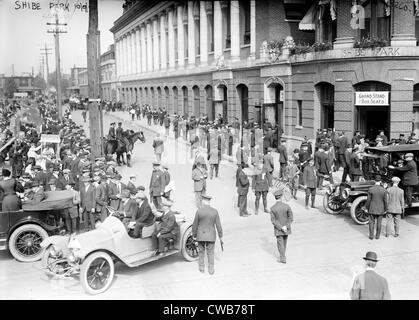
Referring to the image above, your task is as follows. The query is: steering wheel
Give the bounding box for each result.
[106,206,125,220]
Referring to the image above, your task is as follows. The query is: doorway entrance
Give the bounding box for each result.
[356,106,389,141]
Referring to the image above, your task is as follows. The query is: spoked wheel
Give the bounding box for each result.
[350,196,369,225]
[9,224,48,262]
[323,193,345,215]
[181,227,198,262]
[80,252,115,295]
[41,245,71,279]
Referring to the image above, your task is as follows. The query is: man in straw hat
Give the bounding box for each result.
[270,187,293,264]
[350,251,391,300]
[366,174,388,240]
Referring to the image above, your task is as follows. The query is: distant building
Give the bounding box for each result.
[110,0,419,149]
[67,66,87,96]
[100,44,117,100]
[0,74,41,97]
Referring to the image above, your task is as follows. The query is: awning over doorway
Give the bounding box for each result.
[299,2,316,30]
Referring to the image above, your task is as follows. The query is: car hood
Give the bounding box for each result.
[345,181,374,188]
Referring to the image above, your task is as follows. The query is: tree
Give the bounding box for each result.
[48,71,70,94]
[33,75,46,91]
[4,77,18,97]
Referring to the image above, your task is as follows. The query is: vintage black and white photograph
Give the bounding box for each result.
[1,0,419,302]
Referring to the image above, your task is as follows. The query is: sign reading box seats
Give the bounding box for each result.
[355,91,389,106]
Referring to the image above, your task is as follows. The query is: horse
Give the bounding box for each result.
[104,130,146,167]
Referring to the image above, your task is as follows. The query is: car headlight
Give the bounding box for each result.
[68,237,81,251]
[342,188,350,199]
[326,185,334,194]
[334,186,340,196]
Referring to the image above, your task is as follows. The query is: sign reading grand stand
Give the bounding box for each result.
[355,91,389,106]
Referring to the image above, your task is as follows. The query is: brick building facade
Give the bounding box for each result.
[111,0,419,150]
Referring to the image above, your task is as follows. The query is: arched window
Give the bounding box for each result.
[157,87,162,108]
[150,87,155,108]
[182,86,188,116]
[413,84,419,133]
[173,87,179,114]
[237,84,249,123]
[144,87,148,105]
[205,85,213,120]
[193,85,200,117]
[164,86,170,111]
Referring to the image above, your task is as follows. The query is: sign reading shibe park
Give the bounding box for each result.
[355,91,389,106]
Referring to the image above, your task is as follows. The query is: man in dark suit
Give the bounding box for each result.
[270,188,293,263]
[349,147,363,182]
[237,164,250,217]
[153,199,179,254]
[120,189,138,227]
[252,163,269,214]
[108,173,126,210]
[32,165,48,190]
[23,180,46,204]
[277,139,288,180]
[314,145,331,189]
[79,176,96,231]
[192,194,223,275]
[263,147,274,187]
[366,175,388,240]
[389,153,418,207]
[95,175,109,222]
[350,251,391,300]
[336,131,348,171]
[263,128,273,155]
[130,192,154,238]
[303,158,317,209]
[116,122,123,139]
[149,162,165,209]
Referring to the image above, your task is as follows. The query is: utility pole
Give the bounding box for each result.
[40,44,52,94]
[47,13,67,120]
[87,0,103,158]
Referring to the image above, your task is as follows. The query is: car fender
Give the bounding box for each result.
[40,235,70,250]
[175,222,192,250]
[8,218,57,241]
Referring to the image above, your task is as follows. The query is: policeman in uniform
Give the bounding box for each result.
[108,122,116,140]
[270,188,293,263]
[192,194,223,275]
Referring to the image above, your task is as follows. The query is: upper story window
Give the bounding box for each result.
[320,2,336,43]
[221,1,231,49]
[359,0,390,41]
[239,0,250,46]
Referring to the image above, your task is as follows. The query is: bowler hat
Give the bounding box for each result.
[137,185,146,191]
[273,189,283,197]
[152,161,160,166]
[374,175,382,182]
[363,251,379,262]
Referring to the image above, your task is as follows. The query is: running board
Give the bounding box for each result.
[127,250,180,267]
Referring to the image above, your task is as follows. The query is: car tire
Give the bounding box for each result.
[181,226,198,262]
[9,224,49,262]
[80,251,115,295]
[323,193,345,215]
[41,245,59,279]
[350,196,369,225]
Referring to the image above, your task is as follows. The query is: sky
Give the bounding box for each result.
[0,0,123,76]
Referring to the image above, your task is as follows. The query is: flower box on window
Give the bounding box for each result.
[353,37,389,49]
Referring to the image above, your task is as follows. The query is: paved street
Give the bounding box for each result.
[1,110,419,300]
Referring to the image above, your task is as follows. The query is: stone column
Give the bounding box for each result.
[333,0,355,49]
[213,1,222,58]
[146,21,153,72]
[115,39,121,78]
[391,0,416,46]
[123,35,129,76]
[168,8,175,69]
[131,30,137,75]
[140,24,147,73]
[177,5,185,67]
[153,17,160,70]
[120,36,124,76]
[160,13,167,70]
[135,27,141,74]
[200,1,208,65]
[188,1,196,65]
[127,32,133,75]
[249,0,256,59]
[230,0,240,62]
